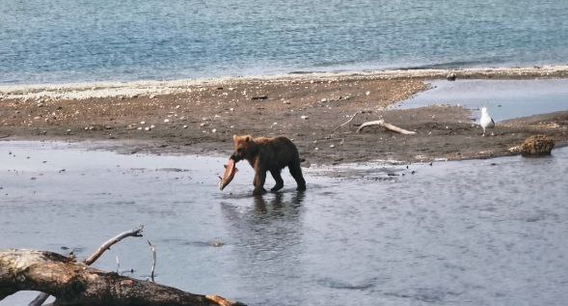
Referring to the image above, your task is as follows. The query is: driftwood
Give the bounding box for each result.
[85,225,145,265]
[28,225,146,306]
[1,226,244,306]
[331,110,374,135]
[148,240,157,282]
[356,119,416,135]
[0,249,242,306]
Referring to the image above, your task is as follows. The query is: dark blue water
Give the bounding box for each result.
[1,0,568,84]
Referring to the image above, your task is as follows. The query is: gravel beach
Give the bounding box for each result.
[1,67,568,165]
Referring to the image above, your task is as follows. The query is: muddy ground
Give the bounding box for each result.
[1,74,568,165]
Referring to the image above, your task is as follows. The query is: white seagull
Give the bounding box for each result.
[479,107,495,136]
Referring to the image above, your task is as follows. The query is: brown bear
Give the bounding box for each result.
[230,135,306,195]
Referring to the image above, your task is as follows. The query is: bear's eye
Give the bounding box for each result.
[237,148,243,153]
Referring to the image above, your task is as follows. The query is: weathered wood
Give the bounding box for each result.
[0,249,244,306]
[29,225,146,306]
[356,119,417,135]
[85,225,144,265]
[148,240,156,282]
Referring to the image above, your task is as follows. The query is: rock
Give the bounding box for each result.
[446,73,457,81]
[520,135,555,157]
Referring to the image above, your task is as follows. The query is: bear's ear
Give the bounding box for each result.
[233,134,237,141]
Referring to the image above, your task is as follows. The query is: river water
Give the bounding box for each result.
[392,79,568,122]
[1,141,567,305]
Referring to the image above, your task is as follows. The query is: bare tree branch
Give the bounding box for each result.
[331,110,371,134]
[28,225,145,306]
[85,224,144,265]
[148,240,157,282]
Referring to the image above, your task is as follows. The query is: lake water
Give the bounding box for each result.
[392,79,568,122]
[1,0,568,84]
[1,141,567,305]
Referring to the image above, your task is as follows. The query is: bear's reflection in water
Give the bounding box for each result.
[253,190,306,215]
[221,190,307,289]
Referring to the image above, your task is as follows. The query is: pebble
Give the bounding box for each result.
[301,115,309,120]
[330,144,335,148]
[140,121,146,125]
[183,125,188,129]
[164,119,170,123]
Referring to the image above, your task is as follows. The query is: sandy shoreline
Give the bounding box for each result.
[1,66,568,165]
[2,65,568,100]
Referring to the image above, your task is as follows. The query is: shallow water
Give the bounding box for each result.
[1,0,568,84]
[1,141,568,305]
[393,79,568,121]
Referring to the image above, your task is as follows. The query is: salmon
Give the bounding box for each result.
[219,158,238,190]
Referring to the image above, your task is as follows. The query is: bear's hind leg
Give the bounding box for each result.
[270,169,284,192]
[289,160,306,191]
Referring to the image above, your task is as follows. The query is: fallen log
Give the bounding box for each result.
[356,119,417,135]
[0,249,244,306]
[28,225,146,306]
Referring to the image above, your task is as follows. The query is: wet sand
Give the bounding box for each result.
[1,67,568,165]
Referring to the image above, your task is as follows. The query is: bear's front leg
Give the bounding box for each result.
[253,168,267,195]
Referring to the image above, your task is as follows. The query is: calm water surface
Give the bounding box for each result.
[1,141,567,305]
[393,79,568,122]
[1,0,568,84]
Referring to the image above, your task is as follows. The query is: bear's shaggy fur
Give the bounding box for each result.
[230,135,306,195]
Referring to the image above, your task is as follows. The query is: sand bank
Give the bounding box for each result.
[1,68,567,164]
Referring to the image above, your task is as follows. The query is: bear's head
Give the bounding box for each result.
[231,135,257,161]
